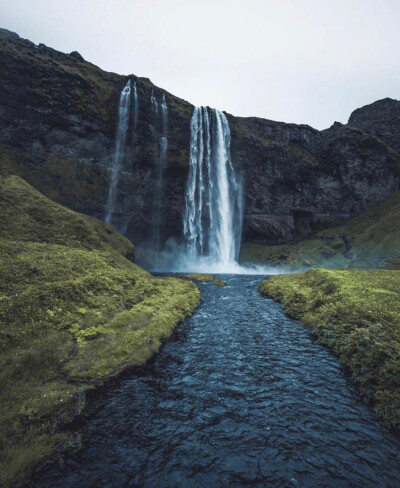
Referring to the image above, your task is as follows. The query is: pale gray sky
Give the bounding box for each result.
[1,0,399,129]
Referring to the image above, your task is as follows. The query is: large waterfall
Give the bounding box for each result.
[105,80,131,225]
[104,84,270,274]
[182,107,243,271]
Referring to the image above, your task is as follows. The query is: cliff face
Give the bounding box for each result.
[349,97,400,152]
[229,114,400,242]
[1,28,399,247]
[240,189,400,270]
[0,28,193,244]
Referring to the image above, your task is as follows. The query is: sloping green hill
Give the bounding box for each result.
[0,174,135,259]
[241,190,400,270]
[0,175,200,487]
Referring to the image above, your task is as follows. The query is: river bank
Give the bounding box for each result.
[259,268,400,431]
[0,175,200,487]
[32,275,400,488]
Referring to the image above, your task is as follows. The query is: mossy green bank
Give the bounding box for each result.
[259,269,400,430]
[0,175,200,487]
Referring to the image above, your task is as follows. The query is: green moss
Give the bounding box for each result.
[0,174,134,260]
[212,278,227,287]
[65,275,200,379]
[184,273,214,282]
[0,175,200,486]
[241,190,400,270]
[259,269,400,430]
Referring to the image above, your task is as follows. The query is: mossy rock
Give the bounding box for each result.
[212,277,227,287]
[259,269,400,431]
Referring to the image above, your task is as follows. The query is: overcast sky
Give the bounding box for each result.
[1,0,399,129]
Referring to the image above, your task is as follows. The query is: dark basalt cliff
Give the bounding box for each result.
[230,113,400,242]
[1,28,400,247]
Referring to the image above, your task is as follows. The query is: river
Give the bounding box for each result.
[33,275,400,488]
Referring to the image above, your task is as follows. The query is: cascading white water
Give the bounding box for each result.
[182,107,243,271]
[119,81,139,235]
[150,89,159,115]
[161,94,168,134]
[132,81,138,130]
[105,80,131,225]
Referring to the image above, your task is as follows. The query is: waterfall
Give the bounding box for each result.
[132,81,138,130]
[105,80,131,225]
[161,94,168,134]
[183,107,243,270]
[150,91,168,253]
[150,89,159,115]
[118,81,139,236]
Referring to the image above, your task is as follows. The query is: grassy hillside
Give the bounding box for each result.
[0,175,200,486]
[0,174,135,259]
[241,191,400,270]
[259,269,400,430]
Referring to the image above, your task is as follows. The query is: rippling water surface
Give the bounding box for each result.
[34,275,400,488]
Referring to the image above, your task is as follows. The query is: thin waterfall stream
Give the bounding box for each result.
[132,81,138,131]
[119,81,139,235]
[105,79,131,225]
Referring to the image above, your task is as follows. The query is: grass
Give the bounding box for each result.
[0,175,200,487]
[259,269,400,430]
[241,190,400,270]
[0,430,63,486]
[0,174,134,259]
[184,274,214,282]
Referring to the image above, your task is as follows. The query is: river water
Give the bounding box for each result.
[33,275,400,488]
